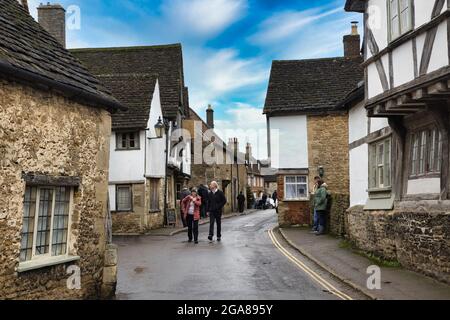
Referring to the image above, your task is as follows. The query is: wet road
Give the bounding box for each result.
[114,210,365,300]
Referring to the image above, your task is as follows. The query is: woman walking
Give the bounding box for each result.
[181,188,202,244]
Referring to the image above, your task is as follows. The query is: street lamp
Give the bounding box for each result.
[148,117,165,140]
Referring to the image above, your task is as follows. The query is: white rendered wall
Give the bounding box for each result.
[109,130,146,183]
[349,100,368,143]
[146,80,166,178]
[428,22,449,74]
[350,144,369,207]
[109,185,116,212]
[392,41,415,87]
[269,115,308,169]
[407,178,441,195]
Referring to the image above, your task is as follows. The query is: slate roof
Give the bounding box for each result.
[0,0,123,112]
[345,0,366,12]
[263,57,363,115]
[71,44,186,129]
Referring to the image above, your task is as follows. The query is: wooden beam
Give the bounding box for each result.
[396,94,427,108]
[427,81,449,94]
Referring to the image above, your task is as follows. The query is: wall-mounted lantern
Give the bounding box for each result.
[149,117,165,140]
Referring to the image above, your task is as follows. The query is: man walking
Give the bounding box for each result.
[207,181,227,242]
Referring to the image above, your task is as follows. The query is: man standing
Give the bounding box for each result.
[207,181,227,242]
[311,176,321,232]
[237,191,246,214]
[314,180,329,235]
[180,187,191,228]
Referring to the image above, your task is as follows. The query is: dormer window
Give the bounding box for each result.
[388,0,412,42]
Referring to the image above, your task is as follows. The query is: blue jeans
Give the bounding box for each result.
[312,209,319,231]
[317,210,327,234]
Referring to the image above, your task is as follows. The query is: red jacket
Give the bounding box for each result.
[181,196,202,221]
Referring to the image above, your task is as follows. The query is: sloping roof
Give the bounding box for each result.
[97,74,157,129]
[71,44,186,128]
[263,57,363,115]
[0,0,123,112]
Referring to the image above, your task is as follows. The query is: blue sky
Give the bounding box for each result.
[29,0,361,158]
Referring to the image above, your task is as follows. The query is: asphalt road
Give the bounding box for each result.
[114,210,366,300]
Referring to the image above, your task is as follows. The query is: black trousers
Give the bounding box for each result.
[186,215,199,241]
[209,211,222,238]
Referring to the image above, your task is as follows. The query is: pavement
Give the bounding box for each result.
[113,209,365,300]
[145,209,258,236]
[279,227,450,300]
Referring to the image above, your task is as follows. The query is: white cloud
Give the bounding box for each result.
[161,0,248,38]
[185,47,268,113]
[250,6,342,45]
[214,103,268,159]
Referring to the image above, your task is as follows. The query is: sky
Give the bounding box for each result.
[28,0,361,159]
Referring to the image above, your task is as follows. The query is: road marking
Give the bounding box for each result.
[268,228,353,301]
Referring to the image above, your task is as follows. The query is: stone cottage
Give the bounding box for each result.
[345,0,450,284]
[70,44,191,234]
[0,0,124,299]
[183,106,248,214]
[264,23,363,233]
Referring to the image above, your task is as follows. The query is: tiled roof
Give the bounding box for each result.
[71,44,186,128]
[0,0,123,111]
[264,57,363,115]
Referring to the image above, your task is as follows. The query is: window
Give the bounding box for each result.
[369,138,391,189]
[389,0,412,41]
[410,127,442,177]
[284,176,308,200]
[116,131,140,150]
[20,186,72,262]
[116,185,132,211]
[149,179,160,211]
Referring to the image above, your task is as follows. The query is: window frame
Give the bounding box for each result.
[409,125,443,179]
[149,179,161,212]
[284,175,309,201]
[368,136,392,192]
[116,184,133,212]
[116,131,141,151]
[20,186,74,263]
[387,0,413,43]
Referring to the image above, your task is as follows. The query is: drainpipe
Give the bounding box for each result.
[163,121,170,226]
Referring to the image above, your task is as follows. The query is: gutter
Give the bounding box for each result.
[0,61,126,112]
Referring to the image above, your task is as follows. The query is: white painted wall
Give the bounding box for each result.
[109,130,146,183]
[428,22,449,73]
[407,178,441,195]
[350,144,369,207]
[414,0,435,28]
[146,80,166,178]
[367,62,384,99]
[269,115,308,169]
[349,100,368,143]
[109,185,116,211]
[367,0,388,58]
[392,41,415,87]
[370,117,389,133]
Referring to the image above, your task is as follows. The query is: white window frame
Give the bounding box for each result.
[388,0,413,42]
[20,186,74,263]
[284,175,309,201]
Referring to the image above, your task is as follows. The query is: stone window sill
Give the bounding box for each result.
[17,255,80,273]
[283,198,310,202]
[149,209,161,213]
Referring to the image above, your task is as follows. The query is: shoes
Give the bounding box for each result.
[217,237,221,242]
[195,241,199,244]
[208,236,213,241]
[188,239,193,243]
[310,230,318,234]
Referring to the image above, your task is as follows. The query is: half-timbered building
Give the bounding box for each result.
[346,0,450,284]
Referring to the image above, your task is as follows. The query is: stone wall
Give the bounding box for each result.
[307,114,349,196]
[0,80,111,299]
[346,202,450,284]
[111,183,145,234]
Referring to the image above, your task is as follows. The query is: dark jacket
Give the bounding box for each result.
[207,189,227,213]
[198,185,209,207]
[314,186,328,211]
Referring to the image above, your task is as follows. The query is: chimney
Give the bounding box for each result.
[38,3,66,48]
[245,143,252,162]
[343,21,361,58]
[17,0,30,13]
[206,104,214,129]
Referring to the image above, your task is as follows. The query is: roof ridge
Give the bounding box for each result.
[70,43,182,53]
[272,56,361,63]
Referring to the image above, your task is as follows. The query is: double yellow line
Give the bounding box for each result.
[268,228,353,301]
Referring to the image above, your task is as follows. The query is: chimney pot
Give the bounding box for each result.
[206,104,214,129]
